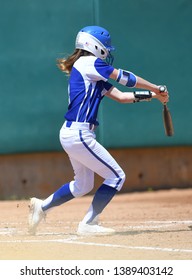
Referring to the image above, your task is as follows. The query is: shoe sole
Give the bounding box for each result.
[77,231,115,236]
[77,224,116,236]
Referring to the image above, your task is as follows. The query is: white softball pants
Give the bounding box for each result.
[59,121,126,197]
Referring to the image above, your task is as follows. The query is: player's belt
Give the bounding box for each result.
[65,121,96,131]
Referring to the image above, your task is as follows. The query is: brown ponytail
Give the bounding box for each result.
[57,49,92,74]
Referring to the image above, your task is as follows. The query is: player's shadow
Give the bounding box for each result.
[115,227,192,236]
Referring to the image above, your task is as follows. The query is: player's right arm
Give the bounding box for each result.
[105,86,169,104]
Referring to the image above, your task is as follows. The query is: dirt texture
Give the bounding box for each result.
[0,189,192,260]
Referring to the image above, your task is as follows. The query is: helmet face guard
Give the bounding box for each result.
[75,26,115,64]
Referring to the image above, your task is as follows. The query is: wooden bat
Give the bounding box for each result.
[163,103,174,136]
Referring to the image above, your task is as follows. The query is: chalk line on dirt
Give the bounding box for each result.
[0,220,192,255]
[0,237,192,254]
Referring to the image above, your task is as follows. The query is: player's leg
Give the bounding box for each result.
[41,157,94,211]
[73,130,126,234]
[77,184,118,235]
[28,158,94,235]
[28,180,75,235]
[28,127,95,235]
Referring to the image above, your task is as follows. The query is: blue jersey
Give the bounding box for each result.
[65,56,114,125]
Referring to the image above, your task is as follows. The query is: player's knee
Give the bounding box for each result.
[76,185,93,197]
[103,169,126,191]
[71,180,94,197]
[118,170,126,191]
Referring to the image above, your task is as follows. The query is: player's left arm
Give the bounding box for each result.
[109,68,168,96]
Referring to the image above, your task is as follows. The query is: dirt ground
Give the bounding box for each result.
[0,188,192,260]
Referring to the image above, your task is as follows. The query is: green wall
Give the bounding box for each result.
[0,0,191,154]
[98,0,192,148]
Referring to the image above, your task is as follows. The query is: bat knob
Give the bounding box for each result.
[159,85,167,93]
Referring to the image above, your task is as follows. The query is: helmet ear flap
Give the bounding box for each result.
[95,45,106,56]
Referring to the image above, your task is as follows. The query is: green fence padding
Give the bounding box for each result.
[0,0,191,154]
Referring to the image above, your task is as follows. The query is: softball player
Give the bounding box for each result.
[28,26,169,235]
